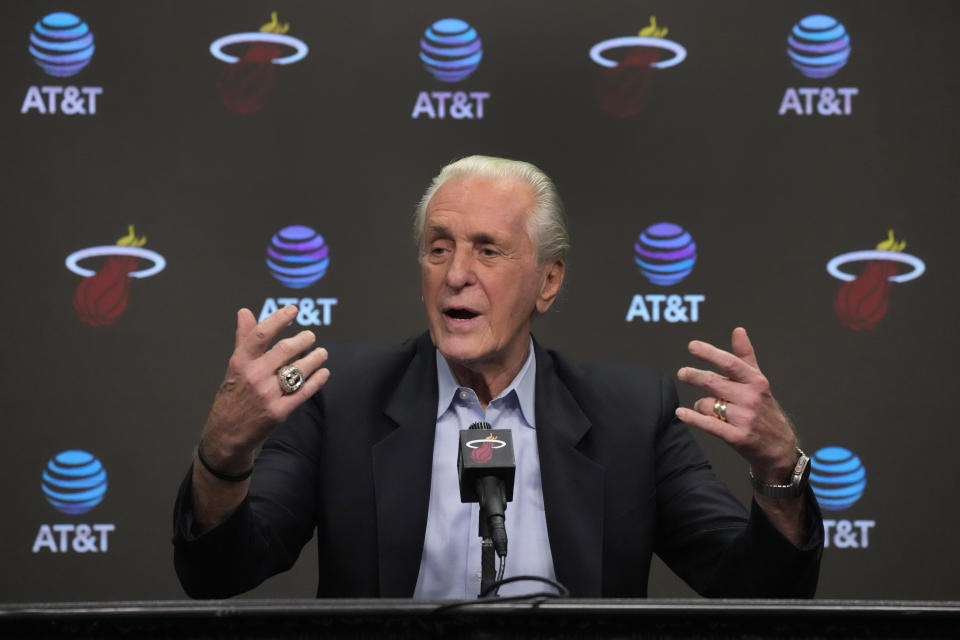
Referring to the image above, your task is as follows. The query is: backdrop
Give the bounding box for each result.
[3,0,958,602]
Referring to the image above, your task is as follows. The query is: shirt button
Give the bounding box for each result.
[459,390,469,400]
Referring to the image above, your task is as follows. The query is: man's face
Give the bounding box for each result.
[421,175,564,374]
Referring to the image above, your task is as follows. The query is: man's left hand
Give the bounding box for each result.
[676,327,799,485]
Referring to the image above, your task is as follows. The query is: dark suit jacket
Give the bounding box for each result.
[174,332,822,598]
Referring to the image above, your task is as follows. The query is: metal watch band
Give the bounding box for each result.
[749,447,809,498]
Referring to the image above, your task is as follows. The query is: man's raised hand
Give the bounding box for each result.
[675,327,798,484]
[198,305,330,474]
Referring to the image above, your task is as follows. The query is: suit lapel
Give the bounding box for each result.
[534,340,605,596]
[373,333,438,596]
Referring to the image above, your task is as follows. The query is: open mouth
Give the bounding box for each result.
[444,307,480,320]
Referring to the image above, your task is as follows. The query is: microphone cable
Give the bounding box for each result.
[429,576,570,615]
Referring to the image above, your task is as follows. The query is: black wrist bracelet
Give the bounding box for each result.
[195,444,253,482]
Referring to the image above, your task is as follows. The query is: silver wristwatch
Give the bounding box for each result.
[749,448,810,498]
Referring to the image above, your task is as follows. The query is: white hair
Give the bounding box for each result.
[413,155,570,267]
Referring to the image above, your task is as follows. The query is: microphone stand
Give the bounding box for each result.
[476,476,507,598]
[478,516,497,597]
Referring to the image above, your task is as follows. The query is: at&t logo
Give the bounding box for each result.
[626,222,704,323]
[21,12,103,116]
[33,450,116,553]
[259,225,338,326]
[411,18,490,120]
[811,446,875,549]
[779,15,858,116]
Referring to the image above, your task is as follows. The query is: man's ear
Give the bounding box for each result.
[535,260,565,314]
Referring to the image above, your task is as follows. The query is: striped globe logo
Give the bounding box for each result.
[810,446,866,511]
[419,18,483,83]
[787,14,851,79]
[41,450,107,515]
[634,222,697,286]
[267,225,329,289]
[29,12,95,78]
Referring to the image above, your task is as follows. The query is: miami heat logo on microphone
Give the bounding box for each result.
[66,226,166,327]
[467,434,506,464]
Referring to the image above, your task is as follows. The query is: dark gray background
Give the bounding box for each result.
[2,1,957,601]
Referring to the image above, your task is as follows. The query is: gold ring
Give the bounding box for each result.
[713,398,728,422]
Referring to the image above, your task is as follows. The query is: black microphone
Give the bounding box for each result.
[458,421,515,558]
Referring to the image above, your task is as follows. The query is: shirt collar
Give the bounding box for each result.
[435,338,537,428]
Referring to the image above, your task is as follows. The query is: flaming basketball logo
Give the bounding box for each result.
[590,16,687,118]
[827,230,925,331]
[470,434,497,464]
[466,433,507,464]
[66,226,166,327]
[210,12,309,114]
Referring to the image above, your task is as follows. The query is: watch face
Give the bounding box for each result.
[796,454,811,486]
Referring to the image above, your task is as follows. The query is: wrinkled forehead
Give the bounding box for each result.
[425,175,536,233]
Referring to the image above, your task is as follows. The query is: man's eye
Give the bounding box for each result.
[480,247,499,257]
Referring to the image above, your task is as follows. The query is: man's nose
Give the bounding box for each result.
[445,248,476,289]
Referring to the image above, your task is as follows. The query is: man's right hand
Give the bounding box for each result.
[198,305,331,475]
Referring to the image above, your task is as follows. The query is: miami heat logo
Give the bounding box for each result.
[827,230,925,331]
[209,12,309,114]
[590,16,687,118]
[467,434,506,464]
[65,226,165,327]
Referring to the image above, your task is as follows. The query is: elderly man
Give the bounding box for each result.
[174,156,822,599]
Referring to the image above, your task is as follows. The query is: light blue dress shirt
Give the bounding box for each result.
[412,340,558,599]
